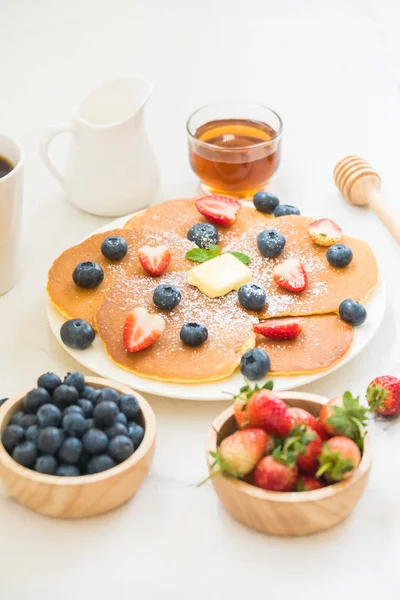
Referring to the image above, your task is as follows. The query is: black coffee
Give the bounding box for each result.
[0,155,14,178]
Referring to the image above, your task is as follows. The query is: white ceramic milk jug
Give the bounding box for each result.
[40,77,161,217]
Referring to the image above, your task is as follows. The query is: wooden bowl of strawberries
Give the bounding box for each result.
[205,385,372,536]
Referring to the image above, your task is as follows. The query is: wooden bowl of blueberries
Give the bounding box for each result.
[0,372,156,518]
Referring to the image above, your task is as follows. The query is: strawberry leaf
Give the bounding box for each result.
[185,244,220,263]
[225,251,251,265]
[366,383,389,411]
[234,380,274,403]
[325,392,369,441]
[316,445,355,481]
[273,424,315,467]
[296,480,309,492]
[262,380,274,391]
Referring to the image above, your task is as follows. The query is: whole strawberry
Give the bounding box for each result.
[254,455,298,492]
[319,392,369,443]
[246,390,293,437]
[233,394,248,428]
[295,475,324,491]
[296,427,323,475]
[288,406,329,441]
[205,428,267,481]
[232,380,293,437]
[366,376,400,416]
[253,424,315,491]
[316,436,361,482]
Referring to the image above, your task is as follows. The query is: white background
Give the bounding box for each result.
[0,1,400,598]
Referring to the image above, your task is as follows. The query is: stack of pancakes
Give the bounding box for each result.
[47,198,378,383]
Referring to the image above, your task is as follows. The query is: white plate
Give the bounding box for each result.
[46,213,386,400]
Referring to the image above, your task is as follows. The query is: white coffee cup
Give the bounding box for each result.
[0,133,24,295]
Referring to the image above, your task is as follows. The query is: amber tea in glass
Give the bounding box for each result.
[187,102,282,198]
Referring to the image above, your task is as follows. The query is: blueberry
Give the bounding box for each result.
[10,411,24,426]
[62,413,88,438]
[116,412,128,426]
[97,388,120,405]
[77,399,94,418]
[23,388,51,413]
[26,424,41,445]
[187,223,219,249]
[72,261,104,289]
[93,401,119,427]
[127,422,145,448]
[56,465,80,477]
[19,414,38,429]
[12,441,37,467]
[87,454,116,474]
[52,385,79,409]
[64,372,85,393]
[274,205,300,217]
[153,284,182,310]
[240,348,271,381]
[58,437,83,464]
[238,283,267,312]
[86,418,95,430]
[60,319,96,350]
[82,429,109,455]
[253,191,280,214]
[108,435,134,463]
[37,373,61,393]
[34,455,58,475]
[105,423,128,439]
[77,452,90,474]
[2,424,25,453]
[339,299,367,326]
[88,389,102,404]
[38,427,64,455]
[326,244,353,268]
[63,405,84,416]
[101,235,128,261]
[257,229,286,258]
[37,404,62,428]
[180,322,208,347]
[81,386,95,399]
[119,395,140,421]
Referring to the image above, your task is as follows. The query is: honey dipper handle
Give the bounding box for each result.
[368,187,400,245]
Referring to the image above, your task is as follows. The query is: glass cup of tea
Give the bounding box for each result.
[187,101,282,199]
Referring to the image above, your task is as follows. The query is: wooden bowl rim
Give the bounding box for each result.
[0,376,156,485]
[206,391,372,503]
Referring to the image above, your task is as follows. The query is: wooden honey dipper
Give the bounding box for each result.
[334,155,400,244]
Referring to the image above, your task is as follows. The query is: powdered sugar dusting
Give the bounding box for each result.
[225,216,377,317]
[96,271,258,381]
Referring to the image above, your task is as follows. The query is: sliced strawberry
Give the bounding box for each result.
[253,318,302,340]
[123,307,165,352]
[273,258,308,293]
[138,245,171,276]
[307,218,343,247]
[195,195,241,226]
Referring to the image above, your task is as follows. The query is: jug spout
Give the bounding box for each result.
[76,77,154,127]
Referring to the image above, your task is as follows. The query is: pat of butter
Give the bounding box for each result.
[187,253,252,298]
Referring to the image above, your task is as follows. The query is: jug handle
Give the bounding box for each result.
[40,123,75,194]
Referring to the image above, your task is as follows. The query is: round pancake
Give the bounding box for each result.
[228,215,379,318]
[256,315,354,375]
[95,271,257,383]
[47,228,194,327]
[124,197,272,249]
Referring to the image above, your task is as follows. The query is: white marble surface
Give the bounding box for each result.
[1,0,400,597]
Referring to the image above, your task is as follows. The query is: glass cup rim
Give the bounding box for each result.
[186,101,283,151]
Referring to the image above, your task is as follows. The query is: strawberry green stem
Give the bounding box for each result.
[315,462,331,479]
[197,467,221,488]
